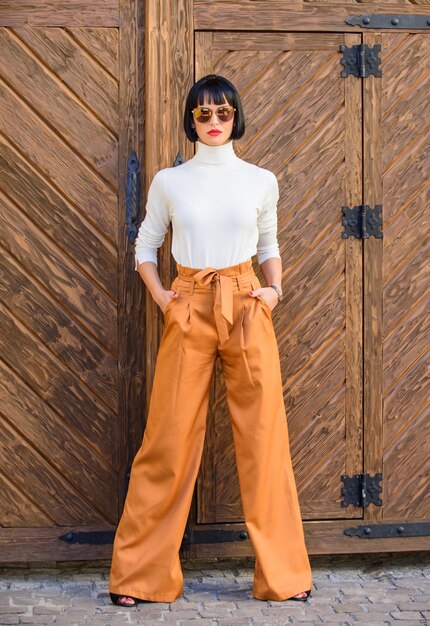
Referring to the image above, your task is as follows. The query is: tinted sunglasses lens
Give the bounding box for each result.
[194,106,234,123]
[218,107,234,121]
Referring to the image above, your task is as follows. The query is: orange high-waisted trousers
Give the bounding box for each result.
[109,258,312,602]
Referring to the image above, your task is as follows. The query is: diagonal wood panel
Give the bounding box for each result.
[0,302,114,460]
[69,27,119,80]
[0,27,120,529]
[196,32,362,523]
[0,76,117,242]
[1,190,116,351]
[1,249,117,407]
[0,140,117,299]
[0,27,118,186]
[380,33,430,520]
[14,27,119,127]
[0,469,52,527]
[1,360,116,521]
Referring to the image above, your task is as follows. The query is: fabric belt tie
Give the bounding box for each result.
[192,267,234,345]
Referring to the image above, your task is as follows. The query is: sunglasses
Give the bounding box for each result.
[191,105,236,123]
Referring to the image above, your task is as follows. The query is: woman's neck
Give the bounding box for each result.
[193,139,238,164]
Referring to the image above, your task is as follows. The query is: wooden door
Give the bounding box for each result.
[364,32,430,524]
[193,32,364,537]
[0,1,145,561]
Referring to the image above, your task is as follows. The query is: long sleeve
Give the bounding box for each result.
[134,169,170,270]
[256,171,281,265]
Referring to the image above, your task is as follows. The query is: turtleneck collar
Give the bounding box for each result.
[193,139,238,164]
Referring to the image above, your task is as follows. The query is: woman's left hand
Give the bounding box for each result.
[249,287,279,311]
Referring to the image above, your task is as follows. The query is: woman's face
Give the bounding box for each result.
[192,94,235,146]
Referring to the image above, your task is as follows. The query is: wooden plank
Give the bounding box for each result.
[0,27,118,186]
[1,248,117,408]
[383,404,430,520]
[144,0,194,414]
[383,190,430,307]
[384,351,430,451]
[187,519,430,558]
[116,0,147,511]
[0,360,116,520]
[0,2,118,27]
[383,125,430,225]
[286,333,345,432]
[283,278,344,379]
[228,51,342,170]
[379,35,430,527]
[343,32,363,486]
[305,0,430,3]
[70,27,119,80]
[383,298,430,393]
[213,32,345,51]
[195,1,430,32]
[0,302,114,461]
[383,239,429,334]
[0,518,427,563]
[300,460,356,519]
[0,470,51,527]
[0,190,117,353]
[0,139,117,300]
[292,388,347,514]
[0,418,106,525]
[12,26,119,132]
[0,78,117,242]
[0,527,116,562]
[363,32,383,523]
[282,229,345,334]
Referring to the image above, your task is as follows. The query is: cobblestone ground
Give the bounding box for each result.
[0,552,429,626]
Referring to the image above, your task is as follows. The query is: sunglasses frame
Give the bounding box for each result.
[191,104,236,123]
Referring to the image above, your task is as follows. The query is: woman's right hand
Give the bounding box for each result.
[159,290,178,314]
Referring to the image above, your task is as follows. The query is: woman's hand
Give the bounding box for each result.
[249,287,279,311]
[157,290,179,314]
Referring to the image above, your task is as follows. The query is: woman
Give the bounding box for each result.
[109,74,312,606]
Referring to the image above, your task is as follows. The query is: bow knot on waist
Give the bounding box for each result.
[193,268,221,285]
[192,267,234,344]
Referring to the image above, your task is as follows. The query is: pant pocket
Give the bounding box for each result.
[163,276,180,319]
[163,297,176,318]
[256,294,272,317]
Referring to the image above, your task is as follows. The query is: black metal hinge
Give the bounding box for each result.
[341,205,383,239]
[341,472,383,507]
[181,528,249,546]
[58,530,115,544]
[346,14,430,30]
[58,527,251,546]
[173,151,185,167]
[340,43,382,78]
[344,522,430,538]
[125,151,140,245]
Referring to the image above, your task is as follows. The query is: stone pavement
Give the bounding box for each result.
[0,552,429,626]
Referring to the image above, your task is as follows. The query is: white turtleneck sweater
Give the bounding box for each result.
[134,139,281,271]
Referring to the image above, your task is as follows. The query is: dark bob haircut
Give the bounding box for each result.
[183,74,245,142]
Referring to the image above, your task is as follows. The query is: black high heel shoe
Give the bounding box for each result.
[110,592,138,607]
[287,589,312,602]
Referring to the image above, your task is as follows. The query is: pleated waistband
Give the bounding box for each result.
[172,258,260,345]
[174,258,258,294]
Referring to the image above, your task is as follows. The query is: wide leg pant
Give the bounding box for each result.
[109,258,312,602]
